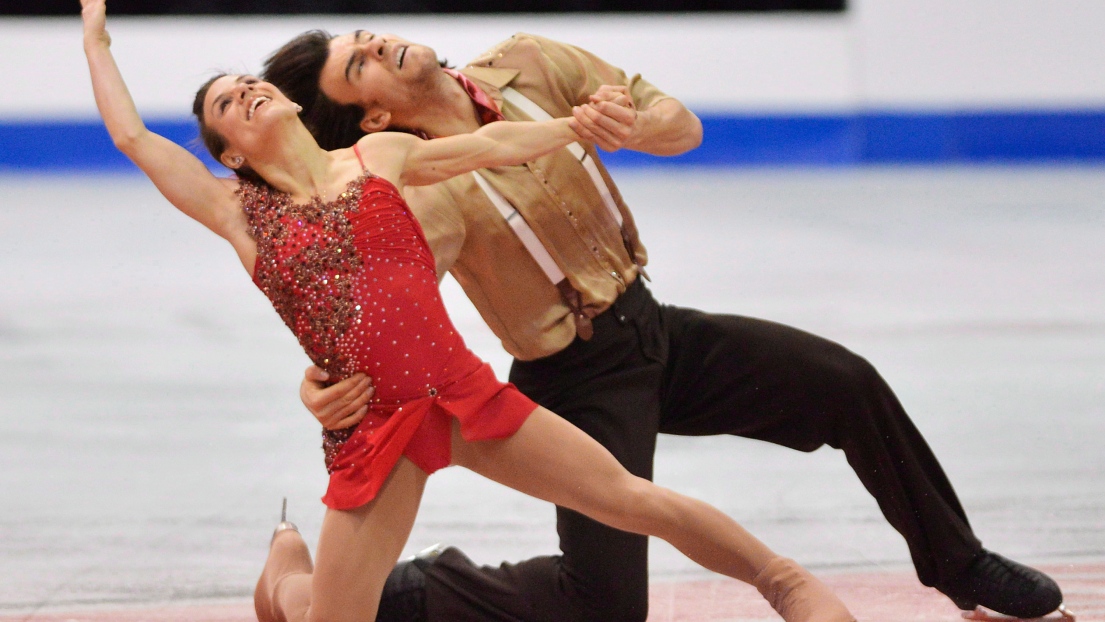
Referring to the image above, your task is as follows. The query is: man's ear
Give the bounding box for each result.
[220,151,245,170]
[359,108,392,134]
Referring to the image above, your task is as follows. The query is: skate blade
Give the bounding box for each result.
[961,603,1075,622]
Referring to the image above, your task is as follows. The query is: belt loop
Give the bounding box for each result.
[622,280,663,364]
[613,298,628,325]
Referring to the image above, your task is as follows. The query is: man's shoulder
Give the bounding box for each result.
[467,33,574,68]
[461,34,561,91]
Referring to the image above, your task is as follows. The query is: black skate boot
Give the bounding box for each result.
[941,550,1065,619]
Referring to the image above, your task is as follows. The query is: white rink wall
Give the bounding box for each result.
[3,0,1105,120]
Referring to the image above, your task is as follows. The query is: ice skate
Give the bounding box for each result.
[942,550,1065,620]
[255,498,313,622]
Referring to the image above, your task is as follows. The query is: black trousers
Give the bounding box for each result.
[422,280,982,622]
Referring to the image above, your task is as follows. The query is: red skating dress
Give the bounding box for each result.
[239,161,537,511]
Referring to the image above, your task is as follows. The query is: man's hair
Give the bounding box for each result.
[262,30,368,150]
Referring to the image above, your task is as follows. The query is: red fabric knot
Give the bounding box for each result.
[444,68,504,126]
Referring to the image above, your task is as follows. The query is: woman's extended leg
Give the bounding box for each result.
[255,457,428,622]
[451,407,855,622]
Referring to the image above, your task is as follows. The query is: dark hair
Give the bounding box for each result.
[263,30,452,149]
[261,30,367,150]
[192,73,267,185]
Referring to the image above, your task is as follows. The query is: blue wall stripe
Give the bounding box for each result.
[3,110,1105,171]
[0,119,221,172]
[609,110,1105,166]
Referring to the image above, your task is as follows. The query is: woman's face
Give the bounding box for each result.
[203,74,299,167]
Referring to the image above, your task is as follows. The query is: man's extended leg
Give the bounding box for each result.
[654,306,1062,617]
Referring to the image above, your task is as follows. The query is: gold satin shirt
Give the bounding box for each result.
[408,33,672,360]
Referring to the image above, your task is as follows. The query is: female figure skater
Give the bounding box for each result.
[80,1,854,621]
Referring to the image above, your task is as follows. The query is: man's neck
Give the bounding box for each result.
[394,68,485,138]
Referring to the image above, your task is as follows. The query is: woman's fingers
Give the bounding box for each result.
[572,101,637,151]
[80,0,109,42]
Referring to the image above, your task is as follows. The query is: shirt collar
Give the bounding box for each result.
[443,67,504,126]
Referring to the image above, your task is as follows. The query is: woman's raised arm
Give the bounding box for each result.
[81,0,239,238]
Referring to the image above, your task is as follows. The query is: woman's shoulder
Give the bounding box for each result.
[356,130,420,153]
[233,176,285,217]
[352,133,413,182]
[233,177,264,195]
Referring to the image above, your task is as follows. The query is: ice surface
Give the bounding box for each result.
[1,167,1103,612]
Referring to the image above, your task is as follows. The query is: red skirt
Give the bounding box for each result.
[321,361,537,510]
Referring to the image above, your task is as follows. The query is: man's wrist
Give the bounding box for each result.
[622,106,649,151]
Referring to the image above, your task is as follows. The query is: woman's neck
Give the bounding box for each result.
[250,122,340,203]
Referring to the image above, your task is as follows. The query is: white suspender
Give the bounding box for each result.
[470,87,627,286]
[499,87,624,228]
[470,170,565,284]
[469,87,637,339]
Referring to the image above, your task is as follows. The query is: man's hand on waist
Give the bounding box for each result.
[300,366,374,430]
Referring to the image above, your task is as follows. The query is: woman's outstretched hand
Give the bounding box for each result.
[569,85,637,152]
[78,0,248,265]
[80,0,110,47]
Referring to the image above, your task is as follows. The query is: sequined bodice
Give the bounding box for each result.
[240,173,467,401]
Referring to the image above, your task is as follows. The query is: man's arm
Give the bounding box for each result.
[570,85,702,155]
[510,34,702,156]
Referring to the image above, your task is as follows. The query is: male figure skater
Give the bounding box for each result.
[262,30,1064,621]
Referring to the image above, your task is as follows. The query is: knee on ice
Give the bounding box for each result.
[570,584,649,622]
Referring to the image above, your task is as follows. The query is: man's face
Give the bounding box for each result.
[320,30,440,114]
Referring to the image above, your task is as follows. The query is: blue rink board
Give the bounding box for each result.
[2,109,1105,170]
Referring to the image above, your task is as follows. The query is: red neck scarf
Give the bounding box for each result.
[443,68,505,127]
